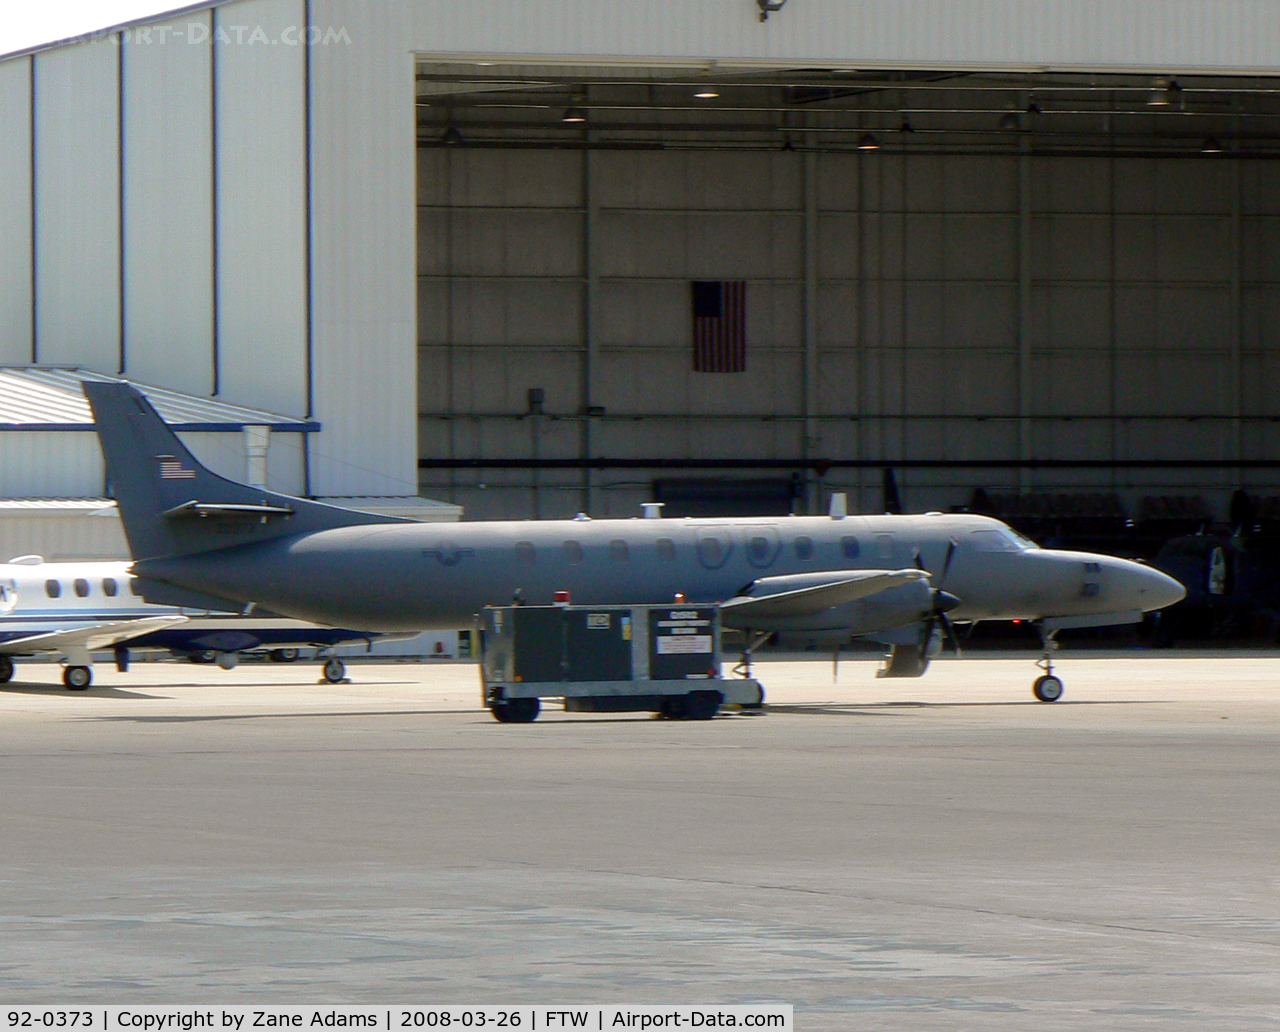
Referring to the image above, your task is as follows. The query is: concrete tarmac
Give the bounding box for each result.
[0,653,1277,1029]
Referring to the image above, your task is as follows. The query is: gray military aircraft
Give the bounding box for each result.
[85,382,1184,703]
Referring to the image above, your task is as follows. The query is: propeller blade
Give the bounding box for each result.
[938,537,958,586]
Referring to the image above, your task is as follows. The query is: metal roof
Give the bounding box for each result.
[0,367,320,432]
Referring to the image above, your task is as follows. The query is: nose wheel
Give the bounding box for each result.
[1033,627,1063,702]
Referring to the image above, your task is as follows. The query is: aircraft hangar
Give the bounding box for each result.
[2,0,1280,540]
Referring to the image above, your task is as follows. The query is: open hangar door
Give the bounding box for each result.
[415,62,1280,548]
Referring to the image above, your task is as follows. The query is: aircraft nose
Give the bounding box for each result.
[1122,560,1187,612]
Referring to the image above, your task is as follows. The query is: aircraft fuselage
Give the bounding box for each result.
[137,511,1185,633]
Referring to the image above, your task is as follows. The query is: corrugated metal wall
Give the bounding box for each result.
[33,40,121,370]
[0,56,32,363]
[0,0,415,499]
[122,12,214,395]
[308,0,420,497]
[214,0,309,418]
[392,0,1280,74]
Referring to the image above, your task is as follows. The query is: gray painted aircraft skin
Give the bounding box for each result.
[85,383,1185,659]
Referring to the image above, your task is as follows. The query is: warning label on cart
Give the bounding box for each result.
[657,634,713,654]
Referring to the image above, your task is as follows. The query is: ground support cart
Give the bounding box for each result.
[479,603,764,723]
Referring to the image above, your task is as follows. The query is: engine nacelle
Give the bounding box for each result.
[736,576,936,638]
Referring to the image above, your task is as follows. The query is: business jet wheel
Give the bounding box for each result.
[0,655,13,683]
[1032,674,1064,703]
[268,648,300,663]
[322,658,346,683]
[490,697,539,723]
[63,666,92,691]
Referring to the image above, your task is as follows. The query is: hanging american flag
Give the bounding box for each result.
[158,455,197,480]
[692,280,746,373]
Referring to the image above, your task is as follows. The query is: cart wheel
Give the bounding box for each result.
[491,697,540,723]
[686,690,723,720]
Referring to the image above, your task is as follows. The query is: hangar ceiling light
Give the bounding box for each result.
[756,0,788,21]
[856,132,880,151]
[561,106,587,123]
[694,88,720,99]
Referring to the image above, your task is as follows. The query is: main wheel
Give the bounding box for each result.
[491,697,539,723]
[188,650,216,664]
[322,658,346,683]
[63,666,92,691]
[268,648,300,663]
[0,655,13,683]
[1032,674,1064,703]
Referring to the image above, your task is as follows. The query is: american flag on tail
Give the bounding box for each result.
[158,455,197,480]
[692,280,746,373]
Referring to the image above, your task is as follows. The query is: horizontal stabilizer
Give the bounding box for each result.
[0,615,188,655]
[721,569,928,625]
[164,501,295,521]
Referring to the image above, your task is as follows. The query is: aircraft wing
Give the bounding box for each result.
[720,569,929,624]
[0,616,188,655]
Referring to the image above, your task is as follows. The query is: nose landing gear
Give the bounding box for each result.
[1032,627,1064,702]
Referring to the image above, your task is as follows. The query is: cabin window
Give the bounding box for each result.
[515,541,536,564]
[795,536,813,561]
[748,536,771,564]
[698,537,723,566]
[841,536,860,560]
[655,538,676,562]
[563,540,584,565]
[102,578,118,597]
[74,578,90,598]
[45,579,61,599]
[609,539,629,563]
[128,579,142,596]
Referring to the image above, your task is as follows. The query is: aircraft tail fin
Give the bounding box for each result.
[84,381,406,562]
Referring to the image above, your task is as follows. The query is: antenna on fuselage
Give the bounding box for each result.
[828,493,847,520]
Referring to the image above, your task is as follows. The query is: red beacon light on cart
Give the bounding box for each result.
[553,590,572,605]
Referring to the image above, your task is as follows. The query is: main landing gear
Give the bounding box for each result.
[62,665,92,690]
[1032,627,1064,702]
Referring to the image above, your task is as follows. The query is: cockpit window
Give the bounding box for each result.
[970,528,1033,552]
